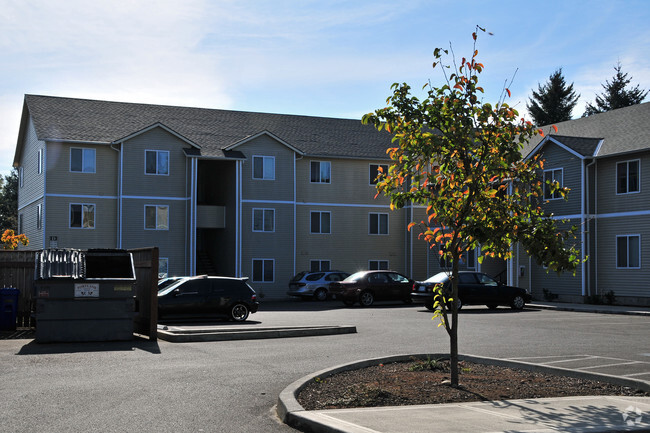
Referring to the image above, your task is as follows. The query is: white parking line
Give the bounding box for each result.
[580,361,644,370]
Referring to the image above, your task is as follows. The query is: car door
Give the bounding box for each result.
[456,273,481,304]
[387,272,411,300]
[475,273,499,303]
[171,279,204,315]
[367,272,391,300]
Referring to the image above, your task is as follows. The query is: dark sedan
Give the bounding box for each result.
[329,270,413,307]
[411,271,532,310]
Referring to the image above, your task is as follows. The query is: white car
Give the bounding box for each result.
[287,270,350,301]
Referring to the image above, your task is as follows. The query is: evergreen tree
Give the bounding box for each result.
[0,169,19,231]
[526,68,579,126]
[583,62,648,116]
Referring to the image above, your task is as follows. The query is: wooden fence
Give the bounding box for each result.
[0,248,158,340]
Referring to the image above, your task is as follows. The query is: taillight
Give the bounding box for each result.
[251,294,257,301]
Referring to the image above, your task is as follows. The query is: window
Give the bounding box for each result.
[36,204,42,230]
[145,205,169,230]
[465,248,477,270]
[252,208,274,232]
[253,259,274,282]
[37,149,43,174]
[310,211,331,234]
[310,161,331,183]
[18,214,23,234]
[439,243,452,268]
[19,167,23,188]
[253,156,275,180]
[70,148,96,173]
[543,168,563,200]
[369,213,388,235]
[616,160,640,194]
[617,235,640,269]
[310,260,331,272]
[369,164,389,185]
[145,150,169,175]
[70,203,95,229]
[369,260,389,270]
[159,258,169,278]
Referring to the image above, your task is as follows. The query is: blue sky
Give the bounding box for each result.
[1,0,649,177]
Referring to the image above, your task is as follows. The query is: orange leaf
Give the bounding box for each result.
[552,124,558,133]
[407,222,417,231]
[505,88,511,97]
[538,129,545,137]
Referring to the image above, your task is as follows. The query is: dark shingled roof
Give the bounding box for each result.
[524,101,650,158]
[20,94,394,161]
[547,135,603,158]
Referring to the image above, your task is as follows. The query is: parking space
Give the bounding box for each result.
[506,354,650,382]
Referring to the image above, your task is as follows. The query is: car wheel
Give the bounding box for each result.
[230,303,250,321]
[342,299,355,307]
[449,298,462,311]
[359,291,374,307]
[486,303,499,310]
[314,288,328,302]
[424,302,435,311]
[510,295,525,310]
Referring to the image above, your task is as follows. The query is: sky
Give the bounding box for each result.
[1,0,649,177]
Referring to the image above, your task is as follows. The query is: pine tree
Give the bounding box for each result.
[583,62,648,116]
[526,68,579,126]
[0,169,19,231]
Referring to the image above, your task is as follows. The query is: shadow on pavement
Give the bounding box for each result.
[16,335,161,355]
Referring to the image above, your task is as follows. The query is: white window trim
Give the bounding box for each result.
[615,159,641,195]
[144,205,170,231]
[252,208,275,232]
[310,160,331,184]
[616,234,641,269]
[543,168,564,200]
[19,167,23,188]
[310,211,331,234]
[252,258,275,283]
[144,150,170,176]
[69,203,95,229]
[70,147,96,173]
[369,163,389,186]
[369,259,389,270]
[252,155,275,180]
[368,212,389,235]
[36,204,42,230]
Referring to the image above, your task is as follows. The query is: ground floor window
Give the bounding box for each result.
[616,234,640,269]
[70,203,95,229]
[369,213,388,235]
[253,259,274,282]
[310,260,331,272]
[159,258,169,278]
[369,260,389,270]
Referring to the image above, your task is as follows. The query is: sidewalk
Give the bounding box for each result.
[279,303,650,433]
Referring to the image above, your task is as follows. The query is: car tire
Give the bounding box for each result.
[424,302,435,311]
[230,303,250,321]
[510,295,525,310]
[486,303,499,310]
[314,288,328,302]
[359,291,374,307]
[452,298,463,311]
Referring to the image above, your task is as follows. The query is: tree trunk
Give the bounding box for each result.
[450,253,460,387]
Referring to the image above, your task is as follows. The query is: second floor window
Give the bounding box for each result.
[145,205,169,230]
[369,164,388,185]
[617,160,640,194]
[311,161,331,183]
[369,213,388,235]
[253,156,275,180]
[253,208,274,232]
[70,203,95,229]
[543,168,563,200]
[145,150,169,175]
[71,148,96,173]
[311,211,331,234]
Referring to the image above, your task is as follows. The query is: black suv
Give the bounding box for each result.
[158,275,259,321]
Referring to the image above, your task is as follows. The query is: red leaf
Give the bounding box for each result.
[505,88,511,97]
[538,129,545,137]
[552,124,558,133]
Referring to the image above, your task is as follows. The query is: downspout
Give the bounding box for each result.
[585,158,596,297]
[190,158,197,275]
[42,146,46,248]
[110,142,122,248]
[294,154,302,277]
[236,160,242,277]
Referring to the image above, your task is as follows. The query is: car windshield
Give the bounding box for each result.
[423,272,451,283]
[343,271,366,282]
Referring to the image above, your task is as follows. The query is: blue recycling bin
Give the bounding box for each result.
[0,287,20,331]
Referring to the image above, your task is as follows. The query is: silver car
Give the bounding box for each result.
[287,270,350,301]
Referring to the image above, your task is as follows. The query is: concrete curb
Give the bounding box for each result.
[277,353,650,432]
[157,325,357,342]
[528,303,650,316]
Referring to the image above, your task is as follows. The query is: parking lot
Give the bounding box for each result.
[0,301,648,432]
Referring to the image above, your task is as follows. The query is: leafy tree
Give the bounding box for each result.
[583,62,648,116]
[526,68,579,125]
[0,169,18,231]
[362,27,581,387]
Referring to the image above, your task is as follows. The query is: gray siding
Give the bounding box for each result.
[595,153,649,215]
[538,144,583,217]
[45,196,117,249]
